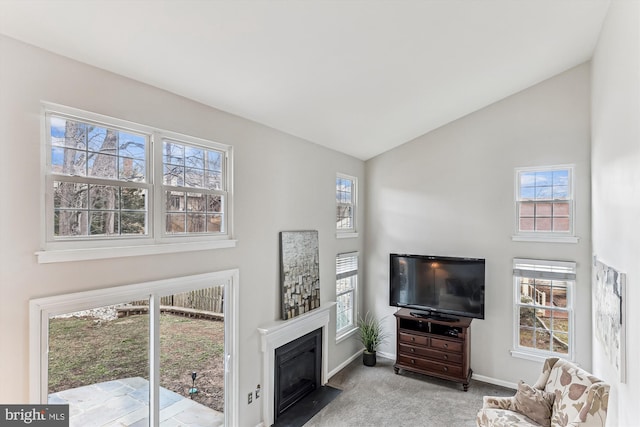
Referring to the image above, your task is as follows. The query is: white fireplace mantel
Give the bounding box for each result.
[257,302,335,426]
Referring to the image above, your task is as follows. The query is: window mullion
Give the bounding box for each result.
[149,293,161,427]
[52,174,150,190]
[336,271,357,281]
[162,184,226,197]
[152,132,163,243]
[336,287,353,298]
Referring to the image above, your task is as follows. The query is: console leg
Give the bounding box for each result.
[463,369,472,392]
[393,367,400,374]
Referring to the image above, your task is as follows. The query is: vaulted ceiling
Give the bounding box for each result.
[0,0,610,160]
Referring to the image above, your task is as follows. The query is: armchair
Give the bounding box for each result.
[476,357,609,427]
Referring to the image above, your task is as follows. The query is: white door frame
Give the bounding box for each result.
[29,269,239,427]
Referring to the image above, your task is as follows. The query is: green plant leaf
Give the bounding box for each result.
[357,311,387,353]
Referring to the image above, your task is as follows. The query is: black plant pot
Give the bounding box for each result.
[363,351,376,366]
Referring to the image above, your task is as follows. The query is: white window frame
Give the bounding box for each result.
[511,258,575,362]
[29,269,239,427]
[37,103,235,263]
[336,173,358,238]
[157,133,231,240]
[512,165,578,244]
[336,252,358,342]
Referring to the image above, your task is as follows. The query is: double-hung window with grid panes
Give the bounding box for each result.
[162,139,226,235]
[515,166,574,239]
[336,252,358,338]
[43,105,232,257]
[48,113,150,240]
[513,258,575,359]
[336,174,356,233]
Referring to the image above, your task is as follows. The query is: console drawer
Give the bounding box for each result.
[399,343,463,364]
[398,343,430,359]
[421,359,464,377]
[397,354,431,370]
[397,355,463,377]
[398,331,428,346]
[430,337,463,353]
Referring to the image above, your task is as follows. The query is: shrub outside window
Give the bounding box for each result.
[513,258,575,359]
[336,252,358,339]
[515,165,574,239]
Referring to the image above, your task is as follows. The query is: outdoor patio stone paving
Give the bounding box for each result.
[49,377,224,427]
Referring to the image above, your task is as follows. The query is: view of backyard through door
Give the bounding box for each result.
[47,285,225,425]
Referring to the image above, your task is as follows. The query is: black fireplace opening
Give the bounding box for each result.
[274,328,322,420]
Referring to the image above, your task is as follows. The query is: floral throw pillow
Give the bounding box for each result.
[513,380,555,427]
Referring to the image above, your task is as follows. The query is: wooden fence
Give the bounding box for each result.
[130,285,224,314]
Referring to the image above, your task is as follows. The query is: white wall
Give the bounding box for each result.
[365,64,592,385]
[591,1,640,426]
[0,35,364,427]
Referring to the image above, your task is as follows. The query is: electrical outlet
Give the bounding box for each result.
[248,392,253,404]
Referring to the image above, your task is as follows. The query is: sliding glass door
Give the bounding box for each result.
[30,270,238,427]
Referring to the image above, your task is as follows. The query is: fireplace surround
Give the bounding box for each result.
[258,303,334,426]
[274,328,322,419]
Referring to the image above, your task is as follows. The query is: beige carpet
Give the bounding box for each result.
[304,356,515,427]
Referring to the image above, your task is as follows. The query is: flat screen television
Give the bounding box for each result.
[389,253,485,321]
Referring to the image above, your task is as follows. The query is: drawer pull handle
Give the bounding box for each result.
[411,337,415,342]
[410,348,415,353]
[443,343,448,348]
[443,355,448,360]
[411,359,415,364]
[443,366,448,372]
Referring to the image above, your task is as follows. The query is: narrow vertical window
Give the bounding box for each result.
[515,165,574,240]
[513,259,575,359]
[336,174,357,234]
[336,252,358,339]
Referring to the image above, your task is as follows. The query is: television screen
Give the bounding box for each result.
[389,254,485,320]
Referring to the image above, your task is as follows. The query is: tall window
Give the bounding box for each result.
[336,252,358,338]
[336,174,356,234]
[513,258,575,359]
[43,105,233,258]
[515,165,574,239]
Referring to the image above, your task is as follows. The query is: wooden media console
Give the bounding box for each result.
[393,308,472,391]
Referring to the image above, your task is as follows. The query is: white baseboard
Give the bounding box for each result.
[371,350,517,390]
[472,373,517,390]
[327,350,399,380]
[328,349,363,379]
[377,350,394,361]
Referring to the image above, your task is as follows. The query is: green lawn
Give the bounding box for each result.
[48,313,225,411]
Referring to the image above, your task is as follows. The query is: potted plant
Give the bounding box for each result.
[358,312,387,366]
